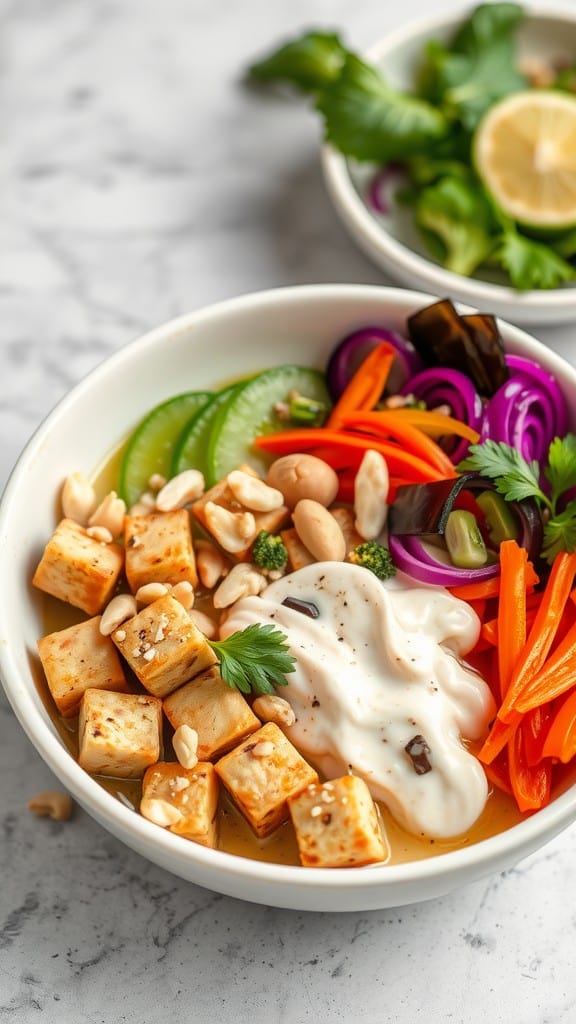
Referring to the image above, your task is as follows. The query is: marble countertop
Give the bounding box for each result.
[2,1,575,1020]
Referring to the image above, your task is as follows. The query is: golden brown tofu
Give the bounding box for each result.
[112,594,217,698]
[288,775,389,868]
[37,616,130,718]
[32,518,124,615]
[332,506,364,554]
[215,722,318,838]
[192,469,290,561]
[78,688,162,779]
[163,666,260,761]
[124,509,198,593]
[141,761,219,847]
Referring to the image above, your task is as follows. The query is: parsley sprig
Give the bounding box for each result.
[209,623,296,695]
[459,436,576,563]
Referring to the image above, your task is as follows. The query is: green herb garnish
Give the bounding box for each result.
[247,3,576,291]
[458,436,576,563]
[209,623,296,695]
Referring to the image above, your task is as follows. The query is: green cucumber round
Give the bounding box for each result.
[171,384,241,479]
[119,390,212,506]
[206,366,330,485]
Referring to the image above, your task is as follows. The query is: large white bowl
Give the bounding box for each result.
[322,8,576,325]
[1,284,575,911]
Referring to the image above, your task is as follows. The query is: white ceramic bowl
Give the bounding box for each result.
[1,284,576,912]
[322,8,576,325]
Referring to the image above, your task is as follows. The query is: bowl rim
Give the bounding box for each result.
[1,281,575,899]
[321,5,576,316]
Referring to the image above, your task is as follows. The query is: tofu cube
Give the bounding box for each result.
[163,666,260,760]
[32,518,124,615]
[37,616,130,717]
[141,761,219,847]
[192,467,290,561]
[112,594,217,697]
[78,688,162,778]
[215,722,318,838]
[124,509,198,593]
[332,506,364,555]
[288,775,389,868]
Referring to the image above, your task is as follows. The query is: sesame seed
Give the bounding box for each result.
[143,648,156,662]
[251,741,274,758]
[310,805,323,818]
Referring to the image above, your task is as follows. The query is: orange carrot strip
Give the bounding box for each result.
[339,411,459,474]
[498,551,576,722]
[368,406,481,443]
[541,688,576,763]
[497,540,529,700]
[513,619,576,714]
[326,343,396,428]
[479,715,520,764]
[481,618,499,647]
[255,429,454,482]
[448,560,539,602]
[483,748,512,796]
[508,723,552,812]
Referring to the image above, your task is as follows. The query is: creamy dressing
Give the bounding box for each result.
[221,562,496,839]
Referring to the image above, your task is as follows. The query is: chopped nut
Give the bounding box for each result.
[61,472,96,526]
[173,724,199,769]
[148,473,167,491]
[28,791,73,822]
[88,491,126,540]
[188,609,217,638]
[140,797,184,828]
[135,582,172,605]
[204,502,257,554]
[196,540,229,589]
[213,562,267,608]
[251,740,275,758]
[171,580,194,610]
[86,525,114,544]
[354,450,389,540]
[252,694,296,728]
[156,470,205,512]
[227,469,284,512]
[100,593,138,636]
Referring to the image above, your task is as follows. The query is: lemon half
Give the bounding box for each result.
[474,90,576,231]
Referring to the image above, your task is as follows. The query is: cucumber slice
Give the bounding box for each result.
[119,391,212,507]
[171,384,241,478]
[206,366,330,485]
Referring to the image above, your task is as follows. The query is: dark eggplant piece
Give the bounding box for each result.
[406,299,509,399]
[387,473,544,565]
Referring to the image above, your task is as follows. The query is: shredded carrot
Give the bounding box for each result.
[498,551,576,723]
[326,343,396,428]
[255,429,455,483]
[367,406,481,443]
[448,560,539,603]
[541,688,576,763]
[508,723,552,812]
[479,714,519,765]
[497,540,529,700]
[338,411,456,475]
[513,619,576,714]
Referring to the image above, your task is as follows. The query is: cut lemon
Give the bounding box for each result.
[474,90,576,231]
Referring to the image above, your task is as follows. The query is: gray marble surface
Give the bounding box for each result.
[2,1,576,1021]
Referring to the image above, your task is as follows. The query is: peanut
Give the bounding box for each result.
[156,470,205,511]
[61,472,96,526]
[28,791,73,822]
[266,453,339,509]
[173,724,199,769]
[196,540,229,589]
[100,593,138,636]
[188,609,217,638]
[213,562,267,608]
[354,450,389,540]
[252,694,296,728]
[292,499,346,561]
[227,469,284,512]
[88,491,126,539]
[204,502,256,553]
[140,797,183,828]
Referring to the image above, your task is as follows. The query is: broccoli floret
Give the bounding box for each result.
[252,530,288,572]
[349,540,396,581]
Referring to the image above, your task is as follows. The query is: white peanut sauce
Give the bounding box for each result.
[221,562,496,839]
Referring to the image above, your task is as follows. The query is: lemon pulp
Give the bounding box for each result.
[474,90,576,230]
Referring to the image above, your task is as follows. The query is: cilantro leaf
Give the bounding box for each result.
[414,175,497,276]
[417,3,527,130]
[248,31,349,93]
[545,434,576,499]
[209,623,296,695]
[543,501,576,563]
[494,229,575,291]
[315,54,448,162]
[458,440,546,504]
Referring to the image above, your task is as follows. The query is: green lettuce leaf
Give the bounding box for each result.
[248,31,349,92]
[494,228,575,290]
[415,176,497,275]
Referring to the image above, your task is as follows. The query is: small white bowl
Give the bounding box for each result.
[1,284,576,911]
[322,8,576,325]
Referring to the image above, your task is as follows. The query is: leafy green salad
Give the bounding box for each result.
[249,2,576,290]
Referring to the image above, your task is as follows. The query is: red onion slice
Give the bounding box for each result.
[326,327,422,401]
[400,367,484,463]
